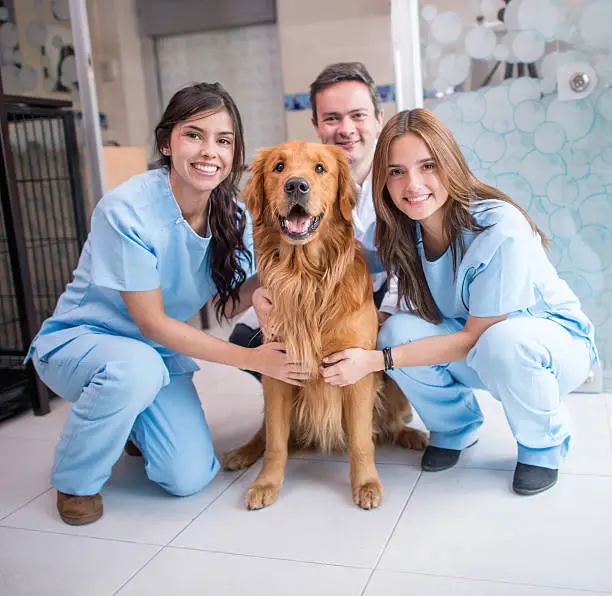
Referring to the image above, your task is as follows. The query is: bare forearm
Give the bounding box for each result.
[394,332,474,367]
[144,314,255,369]
[373,331,475,371]
[321,315,507,385]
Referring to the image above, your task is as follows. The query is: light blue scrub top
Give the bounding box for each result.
[27,168,255,374]
[419,200,598,364]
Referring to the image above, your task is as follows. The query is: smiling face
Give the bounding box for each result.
[312,81,382,180]
[385,132,449,228]
[244,141,356,246]
[165,109,234,202]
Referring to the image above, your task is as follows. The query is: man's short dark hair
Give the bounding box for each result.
[309,62,382,125]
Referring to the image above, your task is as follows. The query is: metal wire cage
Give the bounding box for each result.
[0,94,86,420]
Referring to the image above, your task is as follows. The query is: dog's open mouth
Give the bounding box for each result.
[278,205,323,240]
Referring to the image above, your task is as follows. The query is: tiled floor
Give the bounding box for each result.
[1,320,611,595]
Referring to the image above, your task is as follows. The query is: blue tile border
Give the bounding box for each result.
[377,84,395,103]
[284,92,311,111]
[283,83,464,111]
[284,84,396,112]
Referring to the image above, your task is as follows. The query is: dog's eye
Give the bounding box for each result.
[314,163,326,174]
[273,162,285,173]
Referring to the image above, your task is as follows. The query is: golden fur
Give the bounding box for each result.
[223,141,427,510]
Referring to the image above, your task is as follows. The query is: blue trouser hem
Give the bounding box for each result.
[517,441,568,470]
[428,428,481,451]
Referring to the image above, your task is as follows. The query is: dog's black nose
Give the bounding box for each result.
[284,177,310,196]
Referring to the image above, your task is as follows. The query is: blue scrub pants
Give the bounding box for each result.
[32,333,220,496]
[378,313,594,469]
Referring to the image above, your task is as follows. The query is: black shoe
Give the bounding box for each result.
[513,463,558,495]
[421,440,478,472]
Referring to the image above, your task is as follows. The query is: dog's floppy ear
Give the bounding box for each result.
[242,148,271,221]
[329,145,357,223]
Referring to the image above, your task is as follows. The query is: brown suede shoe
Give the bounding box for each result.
[57,491,103,525]
[124,440,142,457]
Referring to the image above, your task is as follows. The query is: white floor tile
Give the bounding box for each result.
[2,454,245,545]
[1,327,610,596]
[0,527,159,596]
[564,393,612,475]
[378,467,612,592]
[171,459,420,568]
[0,398,69,442]
[364,570,611,596]
[606,394,612,447]
[209,389,612,475]
[0,436,55,520]
[201,390,265,457]
[453,391,521,471]
[117,547,370,596]
[454,391,612,475]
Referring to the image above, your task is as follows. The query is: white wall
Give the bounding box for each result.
[276,0,396,140]
[87,0,155,153]
[155,23,286,163]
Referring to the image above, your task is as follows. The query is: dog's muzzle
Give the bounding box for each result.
[278,177,323,240]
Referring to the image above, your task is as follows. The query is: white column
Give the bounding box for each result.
[390,0,424,111]
[69,0,106,202]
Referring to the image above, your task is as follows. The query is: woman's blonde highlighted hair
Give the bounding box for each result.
[373,108,547,323]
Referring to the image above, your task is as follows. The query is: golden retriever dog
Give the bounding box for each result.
[224,141,427,510]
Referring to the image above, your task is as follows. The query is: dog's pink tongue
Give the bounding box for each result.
[286,214,311,234]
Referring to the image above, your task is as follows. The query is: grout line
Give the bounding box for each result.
[162,467,249,548]
[165,544,372,570]
[359,470,423,596]
[0,471,247,550]
[0,486,53,523]
[0,524,163,547]
[113,546,165,596]
[290,456,612,477]
[297,455,612,478]
[556,470,612,478]
[373,569,612,594]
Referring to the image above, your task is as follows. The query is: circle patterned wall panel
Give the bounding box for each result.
[420,0,612,372]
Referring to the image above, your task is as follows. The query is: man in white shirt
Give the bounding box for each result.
[229,62,387,373]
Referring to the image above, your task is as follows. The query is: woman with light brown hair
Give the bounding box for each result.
[320,108,598,496]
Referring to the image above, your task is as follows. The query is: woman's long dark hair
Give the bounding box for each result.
[154,82,251,322]
[373,108,548,324]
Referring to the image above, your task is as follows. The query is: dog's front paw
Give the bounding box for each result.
[246,482,281,510]
[353,479,383,510]
[223,446,261,471]
[397,428,429,451]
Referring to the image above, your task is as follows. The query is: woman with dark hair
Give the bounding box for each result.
[320,108,598,496]
[26,82,308,525]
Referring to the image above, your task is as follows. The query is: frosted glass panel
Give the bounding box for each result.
[415,0,612,387]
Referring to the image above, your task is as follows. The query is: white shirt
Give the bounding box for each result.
[354,173,387,293]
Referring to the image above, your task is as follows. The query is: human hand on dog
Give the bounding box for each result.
[252,287,273,326]
[251,342,310,386]
[319,348,384,386]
